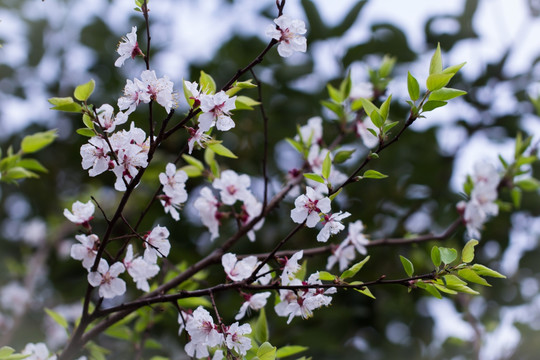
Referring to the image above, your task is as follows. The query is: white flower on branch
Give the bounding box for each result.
[317,211,351,243]
[280,250,303,285]
[266,15,307,58]
[70,234,99,270]
[123,244,159,292]
[290,186,331,228]
[159,163,188,221]
[143,225,170,264]
[185,307,224,359]
[199,91,237,132]
[235,292,271,320]
[95,104,128,133]
[63,200,95,226]
[194,187,221,241]
[224,322,252,356]
[212,169,251,205]
[114,26,143,68]
[87,259,126,299]
[22,342,56,360]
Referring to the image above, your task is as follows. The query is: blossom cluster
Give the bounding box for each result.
[64,200,169,297]
[457,161,500,239]
[179,307,252,358]
[159,163,188,220]
[194,170,264,241]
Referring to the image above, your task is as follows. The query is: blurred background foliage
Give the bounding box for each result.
[0,0,540,359]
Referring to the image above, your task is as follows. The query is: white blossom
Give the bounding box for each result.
[266,15,307,57]
[71,234,99,270]
[184,307,224,358]
[290,187,331,228]
[194,187,221,241]
[235,292,271,320]
[22,342,56,360]
[317,211,351,242]
[199,91,237,132]
[212,170,251,205]
[63,200,95,225]
[114,26,143,67]
[123,245,159,292]
[143,225,170,264]
[280,250,303,285]
[224,322,252,355]
[87,259,126,299]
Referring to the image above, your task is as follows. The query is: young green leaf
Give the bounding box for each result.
[442,62,466,75]
[285,138,304,154]
[516,178,540,192]
[327,84,343,103]
[422,100,447,112]
[182,154,204,171]
[333,149,356,164]
[235,95,260,110]
[426,73,454,92]
[407,72,420,101]
[399,255,414,277]
[511,187,522,208]
[431,246,441,267]
[45,307,68,329]
[328,187,342,202]
[199,70,216,94]
[74,79,95,102]
[21,130,57,154]
[303,173,325,184]
[359,98,378,116]
[341,256,370,280]
[17,159,47,173]
[429,87,466,101]
[362,170,388,179]
[369,110,384,128]
[76,128,96,137]
[318,271,336,281]
[350,281,376,299]
[207,142,238,159]
[379,95,392,121]
[429,43,443,75]
[438,247,458,265]
[339,71,352,99]
[433,283,458,295]
[48,97,82,112]
[462,239,479,263]
[471,264,506,278]
[179,165,202,177]
[275,345,308,359]
[416,281,442,299]
[322,152,331,179]
[254,308,269,344]
[321,100,345,119]
[457,268,490,286]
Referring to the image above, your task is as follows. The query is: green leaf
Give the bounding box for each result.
[442,62,466,75]
[204,147,215,168]
[74,79,95,101]
[407,72,420,101]
[321,100,344,119]
[322,152,331,180]
[416,281,442,299]
[207,142,238,158]
[276,345,308,358]
[422,100,447,112]
[516,178,540,192]
[225,79,257,96]
[511,187,522,208]
[362,170,388,179]
[144,339,162,350]
[182,154,204,170]
[350,98,364,112]
[257,342,276,360]
[369,110,384,128]
[333,149,355,164]
[439,247,458,265]
[462,239,479,263]
[45,308,68,329]
[235,95,260,110]
[17,159,47,173]
[350,282,376,299]
[327,84,343,103]
[458,268,490,287]
[82,114,94,129]
[399,256,414,277]
[379,55,396,78]
[339,72,352,99]
[199,70,216,94]
[179,165,202,178]
[318,271,336,281]
[303,173,325,184]
[429,43,443,75]
[471,264,506,278]
[442,274,467,286]
[433,283,458,295]
[431,246,441,267]
[328,187,342,202]
[383,121,399,134]
[254,308,269,344]
[48,97,82,112]
[5,167,38,180]
[104,325,133,340]
[426,73,454,92]
[210,160,220,178]
[0,347,15,357]
[286,138,304,154]
[379,95,392,121]
[21,130,57,154]
[76,128,96,137]
[359,98,378,116]
[341,256,370,280]
[429,87,467,101]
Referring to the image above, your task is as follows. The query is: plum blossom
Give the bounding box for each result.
[184,307,224,358]
[22,342,56,360]
[275,273,336,324]
[80,136,111,177]
[239,194,265,242]
[296,116,323,146]
[187,127,211,154]
[224,322,252,355]
[290,187,331,227]
[143,225,170,263]
[115,26,143,67]
[95,104,128,133]
[184,80,204,108]
[63,200,95,226]
[87,259,126,299]
[326,243,356,271]
[118,79,150,115]
[458,161,500,238]
[346,220,370,255]
[317,211,351,242]
[222,253,258,282]
[280,250,303,285]
[266,15,307,57]
[194,187,221,241]
[71,234,99,270]
[326,220,369,271]
[199,91,237,132]
[123,244,159,292]
[212,170,251,205]
[140,70,176,113]
[235,292,271,320]
[159,163,188,221]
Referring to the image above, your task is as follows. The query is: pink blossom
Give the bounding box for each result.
[114,26,143,67]
[266,15,307,57]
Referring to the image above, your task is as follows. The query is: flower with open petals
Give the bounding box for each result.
[266,15,307,57]
[199,91,237,132]
[290,187,331,227]
[87,259,126,299]
[115,26,144,67]
[64,200,95,226]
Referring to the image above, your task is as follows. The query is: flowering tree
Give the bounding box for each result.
[1,1,540,359]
